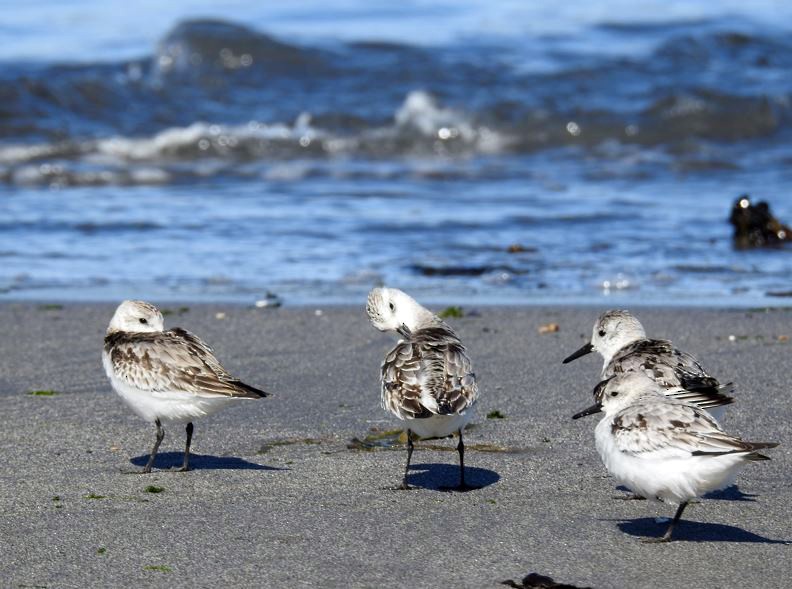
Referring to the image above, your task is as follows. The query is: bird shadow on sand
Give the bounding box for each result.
[702,485,758,502]
[130,452,285,471]
[615,485,758,502]
[615,518,791,544]
[405,462,499,491]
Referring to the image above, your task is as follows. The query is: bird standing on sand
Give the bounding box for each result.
[366,287,479,490]
[102,300,268,473]
[563,309,732,420]
[573,372,777,543]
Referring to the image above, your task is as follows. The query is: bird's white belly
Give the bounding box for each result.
[103,352,236,424]
[595,419,743,504]
[402,410,473,439]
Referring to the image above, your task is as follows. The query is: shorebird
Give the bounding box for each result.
[366,287,479,490]
[563,309,732,420]
[102,300,268,473]
[573,372,776,542]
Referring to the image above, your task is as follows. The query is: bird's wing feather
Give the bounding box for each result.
[611,400,756,456]
[381,326,477,419]
[662,381,734,410]
[601,339,733,412]
[381,340,431,418]
[605,339,728,397]
[104,329,264,398]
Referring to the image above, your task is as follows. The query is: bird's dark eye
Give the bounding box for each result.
[610,390,619,397]
[598,329,606,337]
[389,302,395,311]
[139,318,148,324]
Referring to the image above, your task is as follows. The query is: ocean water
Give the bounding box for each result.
[1,1,792,306]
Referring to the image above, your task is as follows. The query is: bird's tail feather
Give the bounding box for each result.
[235,381,270,398]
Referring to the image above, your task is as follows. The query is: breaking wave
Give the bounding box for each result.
[0,18,790,185]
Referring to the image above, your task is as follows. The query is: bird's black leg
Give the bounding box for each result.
[642,501,688,543]
[399,429,414,490]
[142,419,165,474]
[176,422,194,472]
[449,428,481,492]
[458,428,466,488]
[437,429,480,492]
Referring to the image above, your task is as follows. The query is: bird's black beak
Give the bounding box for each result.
[397,324,411,338]
[572,402,602,420]
[562,341,593,364]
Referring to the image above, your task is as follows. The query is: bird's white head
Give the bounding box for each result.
[563,309,646,366]
[597,371,662,414]
[590,310,646,361]
[107,300,165,334]
[366,287,435,335]
[573,371,661,420]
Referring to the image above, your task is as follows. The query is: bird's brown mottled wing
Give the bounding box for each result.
[104,329,266,398]
[611,401,769,457]
[605,339,722,391]
[380,326,478,420]
[438,338,478,413]
[381,340,431,419]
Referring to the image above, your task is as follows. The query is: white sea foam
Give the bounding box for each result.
[0,92,511,186]
[395,90,508,153]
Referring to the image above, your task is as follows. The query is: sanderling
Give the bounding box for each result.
[563,309,731,419]
[366,287,479,490]
[573,372,777,543]
[102,300,269,473]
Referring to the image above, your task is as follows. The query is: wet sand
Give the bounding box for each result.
[0,303,789,588]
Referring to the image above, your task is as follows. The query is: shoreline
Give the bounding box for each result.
[5,296,792,311]
[1,304,790,587]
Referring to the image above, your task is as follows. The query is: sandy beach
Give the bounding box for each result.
[0,303,790,588]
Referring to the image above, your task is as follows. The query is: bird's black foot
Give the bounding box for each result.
[640,536,673,544]
[170,466,191,472]
[614,493,646,501]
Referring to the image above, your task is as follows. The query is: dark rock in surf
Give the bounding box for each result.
[155,19,325,75]
[729,194,792,249]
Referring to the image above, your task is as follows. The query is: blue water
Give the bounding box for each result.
[1,1,792,305]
